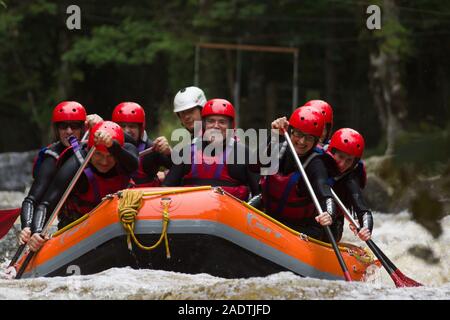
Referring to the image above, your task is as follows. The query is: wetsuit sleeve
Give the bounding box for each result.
[243,144,261,196]
[157,153,173,169]
[161,148,190,186]
[226,143,261,196]
[246,169,261,197]
[162,163,190,186]
[30,153,89,234]
[305,158,334,211]
[39,154,86,212]
[26,156,58,204]
[248,131,284,173]
[344,173,374,232]
[20,156,58,229]
[107,141,139,174]
[141,152,173,177]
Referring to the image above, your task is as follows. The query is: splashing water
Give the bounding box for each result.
[0,191,448,300]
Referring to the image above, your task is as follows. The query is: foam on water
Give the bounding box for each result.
[0,191,449,299]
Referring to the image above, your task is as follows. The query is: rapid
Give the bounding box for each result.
[0,191,448,300]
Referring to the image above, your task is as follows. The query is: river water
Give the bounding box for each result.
[0,191,448,300]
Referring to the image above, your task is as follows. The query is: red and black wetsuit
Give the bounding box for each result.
[163,139,260,201]
[30,141,138,232]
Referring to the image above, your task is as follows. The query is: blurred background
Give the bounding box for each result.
[0,0,448,273]
[0,0,449,223]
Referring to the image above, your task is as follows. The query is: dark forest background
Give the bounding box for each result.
[0,0,449,174]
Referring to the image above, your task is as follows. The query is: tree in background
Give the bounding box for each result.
[0,0,448,158]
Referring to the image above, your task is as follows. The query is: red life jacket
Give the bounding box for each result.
[61,166,131,220]
[183,141,249,200]
[261,144,319,220]
[131,141,161,187]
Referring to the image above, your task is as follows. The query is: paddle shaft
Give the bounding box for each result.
[15,146,96,279]
[139,146,154,157]
[330,188,422,287]
[330,189,396,272]
[283,131,352,281]
[7,244,26,269]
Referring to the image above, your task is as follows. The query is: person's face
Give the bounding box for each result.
[56,121,83,147]
[177,107,202,132]
[290,128,316,156]
[90,150,116,173]
[333,149,356,173]
[203,115,231,143]
[119,122,140,142]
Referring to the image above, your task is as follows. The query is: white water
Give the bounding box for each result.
[0,192,448,300]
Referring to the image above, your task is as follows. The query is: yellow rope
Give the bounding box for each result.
[141,186,211,197]
[118,190,171,258]
[52,214,90,238]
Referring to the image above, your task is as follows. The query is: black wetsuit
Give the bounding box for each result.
[19,142,70,231]
[129,133,172,185]
[322,154,374,241]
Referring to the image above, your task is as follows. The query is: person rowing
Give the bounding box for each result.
[26,121,138,252]
[163,98,259,201]
[322,128,373,242]
[18,101,102,247]
[256,106,340,242]
[112,102,172,187]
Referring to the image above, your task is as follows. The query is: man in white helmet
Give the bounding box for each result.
[173,86,207,135]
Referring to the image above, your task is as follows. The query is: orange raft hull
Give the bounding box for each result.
[16,187,378,280]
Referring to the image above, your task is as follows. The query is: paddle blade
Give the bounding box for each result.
[0,208,20,239]
[394,270,423,287]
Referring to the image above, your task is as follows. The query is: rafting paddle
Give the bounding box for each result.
[330,188,423,287]
[4,135,83,278]
[0,208,20,240]
[283,130,353,281]
[14,145,96,279]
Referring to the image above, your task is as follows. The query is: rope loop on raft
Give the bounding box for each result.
[118,190,171,258]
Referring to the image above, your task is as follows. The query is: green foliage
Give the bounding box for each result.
[64,20,164,66]
[0,0,449,153]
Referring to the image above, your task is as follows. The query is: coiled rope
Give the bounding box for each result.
[118,190,171,258]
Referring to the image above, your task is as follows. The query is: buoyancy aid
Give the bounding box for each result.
[32,142,66,178]
[261,143,321,220]
[60,166,131,222]
[183,139,249,200]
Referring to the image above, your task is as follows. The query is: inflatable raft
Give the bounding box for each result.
[15,186,378,280]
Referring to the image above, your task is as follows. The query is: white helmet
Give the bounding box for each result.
[173,86,207,113]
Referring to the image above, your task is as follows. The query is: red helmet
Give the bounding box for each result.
[52,101,87,123]
[88,121,125,153]
[327,128,365,158]
[289,106,324,138]
[202,98,236,128]
[112,102,145,129]
[304,100,333,126]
